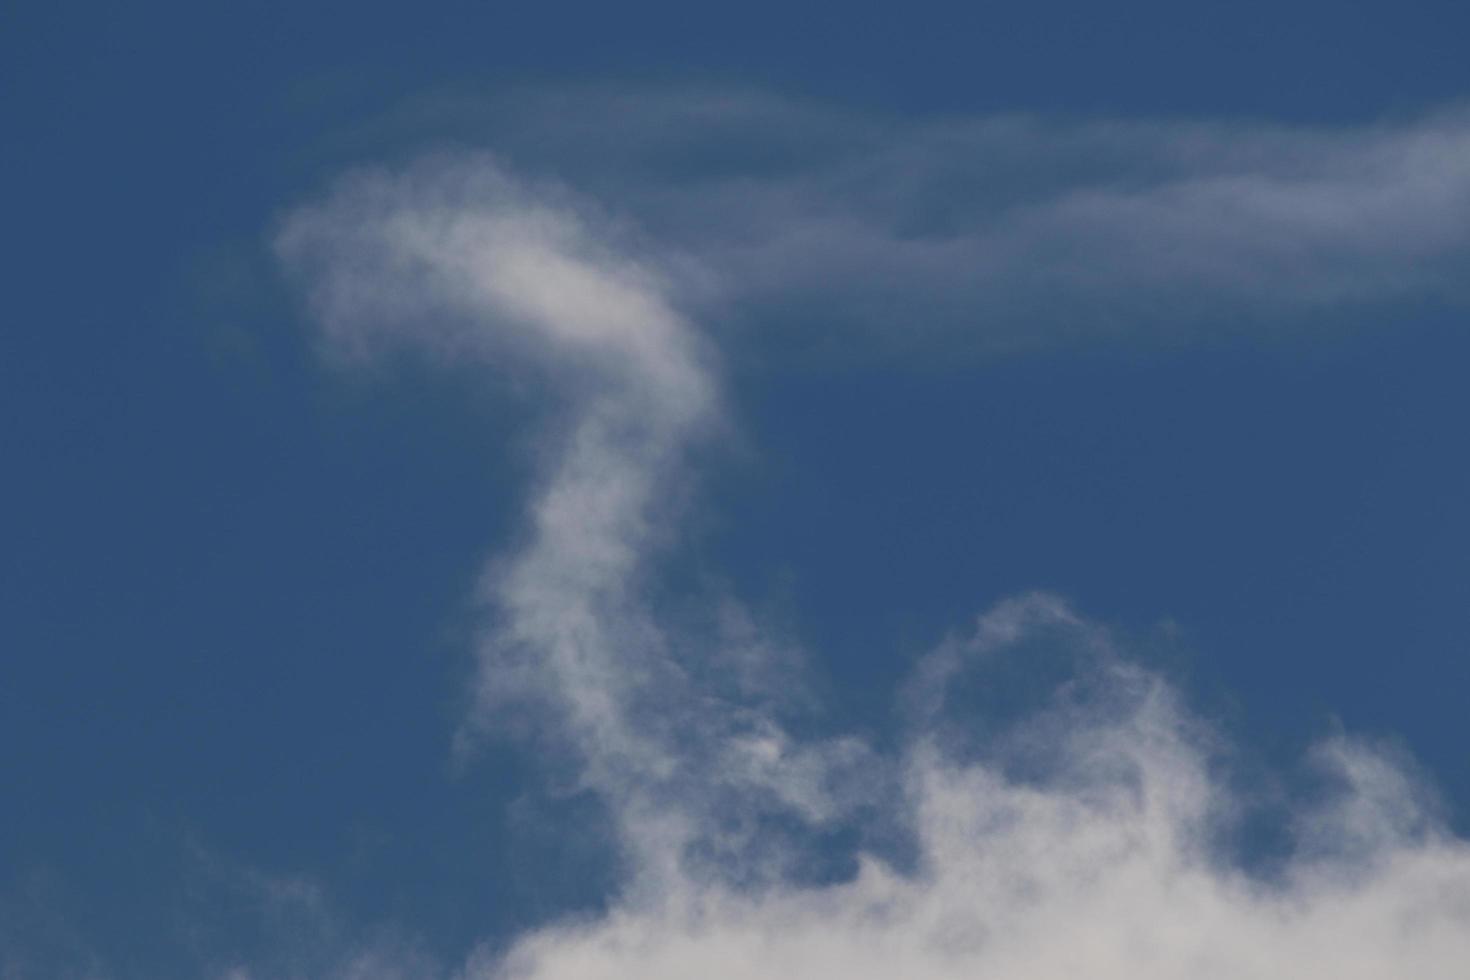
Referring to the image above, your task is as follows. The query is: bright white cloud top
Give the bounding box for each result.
[275,118,1470,978]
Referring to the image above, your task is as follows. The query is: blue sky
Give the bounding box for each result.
[5,3,1470,976]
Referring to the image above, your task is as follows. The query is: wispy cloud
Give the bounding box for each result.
[383,88,1470,354]
[277,157,872,896]
[274,118,1470,978]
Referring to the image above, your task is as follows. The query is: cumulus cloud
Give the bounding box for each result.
[465,598,1470,980]
[275,136,1470,979]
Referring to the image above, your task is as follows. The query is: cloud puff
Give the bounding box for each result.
[467,597,1470,980]
[276,141,1470,980]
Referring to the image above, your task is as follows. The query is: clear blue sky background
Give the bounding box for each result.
[4,3,1469,975]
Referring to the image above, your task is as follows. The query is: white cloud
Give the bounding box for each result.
[469,599,1470,980]
[275,138,1470,979]
[396,88,1470,353]
[277,157,867,891]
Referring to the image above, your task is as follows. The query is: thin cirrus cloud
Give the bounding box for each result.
[269,100,1470,979]
[389,88,1470,353]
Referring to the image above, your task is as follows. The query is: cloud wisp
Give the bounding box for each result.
[390,88,1470,354]
[277,156,872,897]
[276,144,1470,979]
